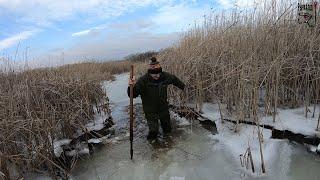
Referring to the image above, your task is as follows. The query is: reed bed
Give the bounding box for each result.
[0,59,132,178]
[159,0,320,126]
[47,60,132,82]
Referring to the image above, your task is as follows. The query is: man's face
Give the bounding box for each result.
[149,64,161,69]
[149,63,161,80]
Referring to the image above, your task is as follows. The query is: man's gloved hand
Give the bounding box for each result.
[128,76,136,86]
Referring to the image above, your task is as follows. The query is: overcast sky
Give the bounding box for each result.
[0,0,258,67]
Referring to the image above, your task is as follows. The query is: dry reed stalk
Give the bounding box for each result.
[252,54,266,174]
[254,98,266,174]
[273,64,280,122]
[217,99,224,124]
[312,77,319,118]
[257,124,266,174]
[317,106,320,131]
[248,146,255,173]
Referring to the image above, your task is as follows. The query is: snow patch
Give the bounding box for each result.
[202,103,320,138]
[88,138,102,144]
[53,139,72,157]
[125,132,130,137]
[170,111,190,126]
[79,147,90,155]
[308,145,317,153]
[86,106,111,132]
[65,143,91,157]
[261,106,320,136]
[309,144,320,153]
[65,150,76,157]
[74,106,112,138]
[209,121,287,175]
[202,103,308,177]
[169,177,185,180]
[201,103,221,121]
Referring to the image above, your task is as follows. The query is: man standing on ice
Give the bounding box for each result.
[128,57,185,141]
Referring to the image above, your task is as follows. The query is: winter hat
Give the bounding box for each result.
[149,57,160,65]
[148,57,162,74]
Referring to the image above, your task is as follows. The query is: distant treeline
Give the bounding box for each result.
[125,51,158,63]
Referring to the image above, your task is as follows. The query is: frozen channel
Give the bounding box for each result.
[71,73,320,180]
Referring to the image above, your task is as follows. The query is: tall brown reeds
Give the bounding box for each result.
[159,1,320,125]
[0,59,132,178]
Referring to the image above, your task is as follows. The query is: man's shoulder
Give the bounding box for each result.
[137,73,148,82]
[161,71,171,76]
[162,71,174,79]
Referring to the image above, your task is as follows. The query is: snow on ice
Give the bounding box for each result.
[261,106,320,136]
[170,111,191,126]
[53,139,72,157]
[202,103,305,175]
[201,103,222,120]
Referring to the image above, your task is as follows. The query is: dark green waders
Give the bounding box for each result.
[145,109,172,140]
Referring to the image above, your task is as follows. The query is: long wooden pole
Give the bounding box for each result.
[130,65,134,159]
